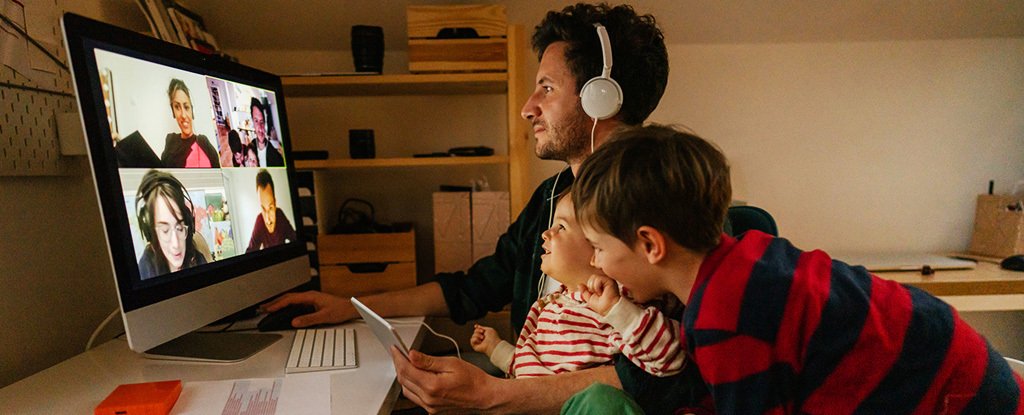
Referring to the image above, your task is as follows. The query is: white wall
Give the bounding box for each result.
[652,39,1024,253]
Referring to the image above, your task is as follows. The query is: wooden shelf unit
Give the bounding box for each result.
[281,72,508,96]
[281,25,530,286]
[282,24,530,216]
[294,155,509,169]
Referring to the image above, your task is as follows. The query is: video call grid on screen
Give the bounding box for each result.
[93,47,297,287]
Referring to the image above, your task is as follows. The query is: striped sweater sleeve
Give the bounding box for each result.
[604,298,684,377]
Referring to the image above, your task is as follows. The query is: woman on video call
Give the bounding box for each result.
[135,169,208,279]
[160,78,220,168]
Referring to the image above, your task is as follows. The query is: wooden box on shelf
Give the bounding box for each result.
[318,228,416,298]
[407,4,507,73]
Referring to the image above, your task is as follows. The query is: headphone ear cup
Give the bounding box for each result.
[182,195,195,240]
[138,200,152,242]
[580,76,622,120]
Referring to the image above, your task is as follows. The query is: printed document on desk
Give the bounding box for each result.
[175,375,331,415]
[167,319,421,414]
[832,252,977,272]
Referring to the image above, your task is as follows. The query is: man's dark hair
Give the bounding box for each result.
[532,3,668,125]
[255,168,274,193]
[250,97,265,119]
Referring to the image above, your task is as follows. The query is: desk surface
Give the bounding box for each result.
[877,262,1024,311]
[0,319,423,415]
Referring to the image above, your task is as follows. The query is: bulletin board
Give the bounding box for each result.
[0,0,76,176]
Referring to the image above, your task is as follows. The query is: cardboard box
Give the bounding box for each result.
[407,4,507,73]
[433,192,509,273]
[318,229,416,298]
[968,194,1024,258]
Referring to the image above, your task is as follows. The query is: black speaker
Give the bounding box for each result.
[351,25,383,73]
[349,129,375,159]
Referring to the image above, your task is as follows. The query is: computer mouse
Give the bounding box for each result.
[257,304,316,332]
[1001,255,1024,272]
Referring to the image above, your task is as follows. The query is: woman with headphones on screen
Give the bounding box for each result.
[135,169,207,280]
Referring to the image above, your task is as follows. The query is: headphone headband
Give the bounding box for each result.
[595,24,612,79]
[136,170,195,244]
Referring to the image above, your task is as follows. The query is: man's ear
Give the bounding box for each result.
[635,226,666,264]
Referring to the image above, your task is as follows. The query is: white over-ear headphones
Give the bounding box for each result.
[579,23,622,120]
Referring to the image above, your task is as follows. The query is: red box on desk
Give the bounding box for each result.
[95,380,182,415]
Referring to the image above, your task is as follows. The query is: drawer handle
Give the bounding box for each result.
[346,263,389,273]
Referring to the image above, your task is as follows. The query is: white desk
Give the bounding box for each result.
[0,319,424,414]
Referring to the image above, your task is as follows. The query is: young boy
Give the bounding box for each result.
[571,124,1023,413]
[470,192,685,379]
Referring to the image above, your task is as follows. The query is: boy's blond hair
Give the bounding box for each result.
[572,124,731,252]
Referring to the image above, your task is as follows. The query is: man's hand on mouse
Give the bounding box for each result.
[260,291,358,327]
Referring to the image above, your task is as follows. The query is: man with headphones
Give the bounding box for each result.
[263,4,701,413]
[135,169,207,280]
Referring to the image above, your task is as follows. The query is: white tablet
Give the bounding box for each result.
[350,297,410,359]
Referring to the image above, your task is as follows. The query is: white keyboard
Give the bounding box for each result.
[285,328,358,373]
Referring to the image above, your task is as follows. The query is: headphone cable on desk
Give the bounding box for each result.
[86,308,120,352]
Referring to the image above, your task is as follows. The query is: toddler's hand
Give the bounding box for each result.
[579,274,620,316]
[470,324,501,356]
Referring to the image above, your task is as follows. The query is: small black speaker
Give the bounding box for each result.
[351,25,384,73]
[349,129,375,159]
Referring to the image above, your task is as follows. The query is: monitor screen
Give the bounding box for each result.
[63,13,309,359]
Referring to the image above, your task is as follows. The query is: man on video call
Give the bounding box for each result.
[250,97,284,167]
[263,3,705,413]
[246,169,296,252]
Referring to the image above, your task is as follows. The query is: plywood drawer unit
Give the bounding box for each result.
[318,230,416,298]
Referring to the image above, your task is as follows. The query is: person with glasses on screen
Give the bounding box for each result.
[135,169,208,279]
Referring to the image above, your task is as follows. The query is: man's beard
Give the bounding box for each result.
[535,107,590,163]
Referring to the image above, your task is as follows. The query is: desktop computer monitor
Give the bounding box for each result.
[62,13,309,360]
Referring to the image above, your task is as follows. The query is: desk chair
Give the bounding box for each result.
[726,205,778,237]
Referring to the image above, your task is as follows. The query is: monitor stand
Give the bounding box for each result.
[143,332,282,363]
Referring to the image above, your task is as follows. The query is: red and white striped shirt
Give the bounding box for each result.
[488,286,684,378]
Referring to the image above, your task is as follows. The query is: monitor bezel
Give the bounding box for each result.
[63,12,308,313]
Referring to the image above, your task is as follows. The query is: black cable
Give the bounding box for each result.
[0,12,70,71]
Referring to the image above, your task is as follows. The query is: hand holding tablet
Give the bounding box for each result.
[351,297,410,358]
